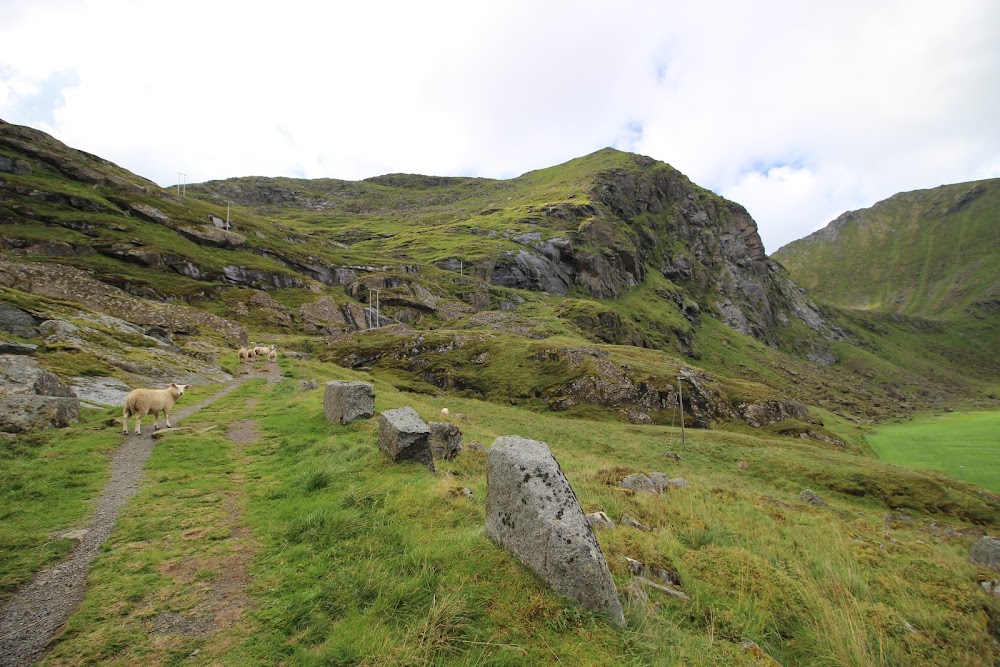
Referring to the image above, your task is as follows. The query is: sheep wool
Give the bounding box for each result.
[122,382,191,435]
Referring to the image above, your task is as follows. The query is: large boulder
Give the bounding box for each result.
[377,406,434,471]
[0,354,79,432]
[428,421,463,460]
[323,381,375,424]
[0,304,38,337]
[485,436,624,625]
[970,536,1000,572]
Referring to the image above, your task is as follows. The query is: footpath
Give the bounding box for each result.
[0,365,277,667]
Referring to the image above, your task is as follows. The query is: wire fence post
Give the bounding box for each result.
[677,375,686,449]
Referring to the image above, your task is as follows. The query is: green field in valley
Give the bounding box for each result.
[867,411,1000,493]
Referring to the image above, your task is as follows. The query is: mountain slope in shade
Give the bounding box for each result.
[772,179,1000,319]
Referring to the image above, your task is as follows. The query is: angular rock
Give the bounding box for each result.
[619,473,657,494]
[0,395,80,432]
[178,225,247,249]
[1,354,76,397]
[377,406,434,471]
[799,489,824,506]
[970,536,1000,572]
[586,511,616,531]
[485,436,623,625]
[0,341,37,355]
[666,477,690,489]
[323,380,375,424]
[663,451,682,461]
[621,516,652,531]
[428,421,463,460]
[0,304,38,337]
[649,472,670,494]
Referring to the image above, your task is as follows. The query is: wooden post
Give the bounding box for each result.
[677,376,686,449]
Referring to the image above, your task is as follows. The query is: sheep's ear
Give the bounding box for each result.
[170,382,177,388]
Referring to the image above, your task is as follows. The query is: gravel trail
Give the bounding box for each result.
[0,366,274,667]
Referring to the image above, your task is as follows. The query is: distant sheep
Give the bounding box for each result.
[238,346,252,362]
[122,382,191,435]
[268,345,278,362]
[440,407,450,416]
[253,345,270,359]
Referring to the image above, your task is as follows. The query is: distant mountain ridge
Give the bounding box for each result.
[773,179,1000,319]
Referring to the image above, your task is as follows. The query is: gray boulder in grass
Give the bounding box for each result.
[485,436,624,625]
[377,406,434,472]
[970,536,1000,572]
[324,380,375,424]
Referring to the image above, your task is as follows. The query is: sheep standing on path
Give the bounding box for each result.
[252,345,270,360]
[238,346,253,362]
[122,382,191,435]
[268,345,278,363]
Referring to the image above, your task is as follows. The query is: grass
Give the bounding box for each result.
[867,410,1000,493]
[2,359,997,666]
[773,179,1000,319]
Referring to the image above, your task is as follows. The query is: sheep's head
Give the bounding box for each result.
[169,383,192,397]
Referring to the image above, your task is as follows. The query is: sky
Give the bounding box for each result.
[1,0,998,253]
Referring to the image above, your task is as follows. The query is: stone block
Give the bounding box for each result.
[323,380,375,424]
[485,435,623,625]
[377,406,434,471]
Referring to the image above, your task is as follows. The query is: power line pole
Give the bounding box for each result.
[176,172,187,196]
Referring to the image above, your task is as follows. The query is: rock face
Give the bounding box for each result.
[428,421,463,459]
[0,305,39,337]
[485,436,624,625]
[0,257,247,344]
[323,381,375,424]
[377,407,434,471]
[970,536,1000,572]
[0,354,80,432]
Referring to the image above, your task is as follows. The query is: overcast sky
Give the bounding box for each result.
[2,1,998,252]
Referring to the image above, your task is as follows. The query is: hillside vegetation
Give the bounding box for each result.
[772,180,1000,319]
[1,118,999,664]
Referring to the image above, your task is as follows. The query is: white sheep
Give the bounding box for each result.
[440,407,450,416]
[238,346,251,362]
[253,345,270,359]
[268,345,278,362]
[122,382,191,435]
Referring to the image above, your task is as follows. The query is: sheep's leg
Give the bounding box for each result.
[134,415,142,435]
[122,407,129,434]
[164,408,171,429]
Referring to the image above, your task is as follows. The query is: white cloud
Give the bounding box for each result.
[1,0,998,252]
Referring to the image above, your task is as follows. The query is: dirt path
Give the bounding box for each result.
[0,363,280,667]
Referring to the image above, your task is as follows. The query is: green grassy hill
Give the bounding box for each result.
[2,118,1000,664]
[772,180,1000,319]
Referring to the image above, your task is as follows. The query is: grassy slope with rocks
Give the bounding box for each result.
[1,118,999,664]
[5,358,1000,666]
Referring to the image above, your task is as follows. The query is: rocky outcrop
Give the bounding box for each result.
[178,226,247,249]
[485,435,624,625]
[0,304,39,337]
[0,354,80,432]
[223,265,302,290]
[0,256,247,344]
[0,119,155,194]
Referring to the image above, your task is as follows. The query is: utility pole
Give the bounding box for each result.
[677,376,686,449]
[225,200,232,228]
[176,172,187,196]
